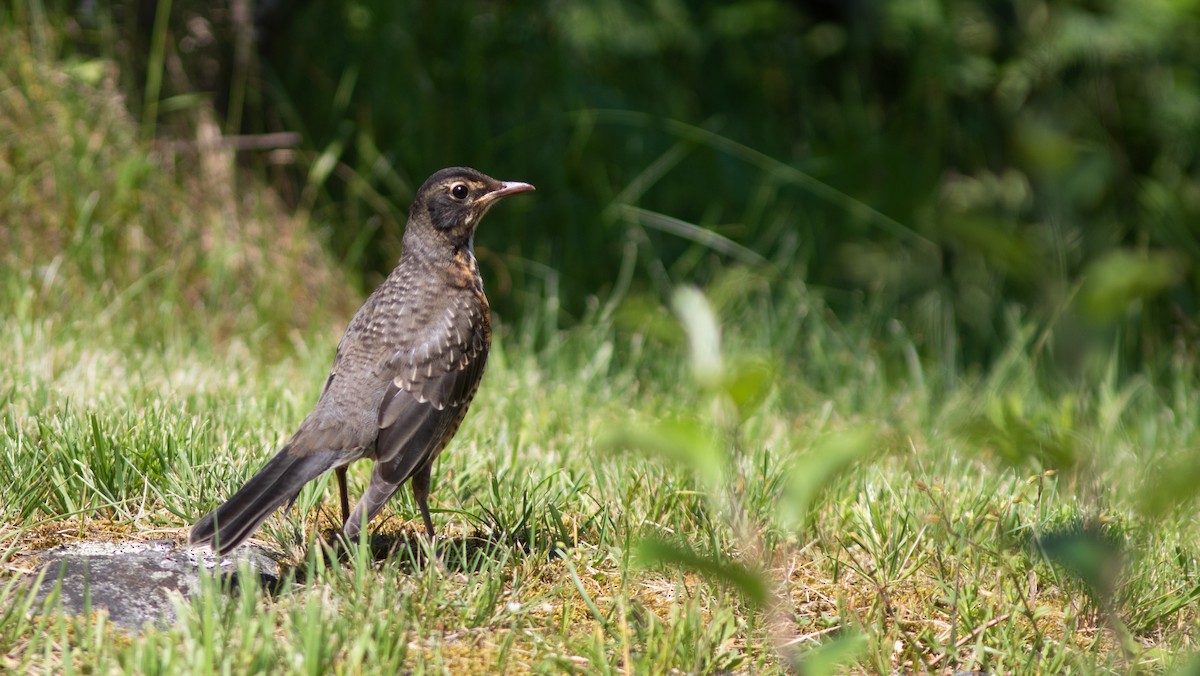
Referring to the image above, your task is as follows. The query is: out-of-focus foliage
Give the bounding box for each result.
[31,0,1200,367]
[254,0,1200,367]
[607,286,870,668]
[0,18,354,348]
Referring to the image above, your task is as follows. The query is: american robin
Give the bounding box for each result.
[190,167,534,554]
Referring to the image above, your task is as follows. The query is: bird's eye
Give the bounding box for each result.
[450,183,469,200]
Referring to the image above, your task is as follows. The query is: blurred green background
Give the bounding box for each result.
[20,0,1200,371]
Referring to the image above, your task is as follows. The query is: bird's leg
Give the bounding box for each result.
[335,467,350,527]
[411,464,445,572]
[411,464,436,539]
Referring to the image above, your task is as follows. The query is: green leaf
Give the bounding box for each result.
[671,286,723,387]
[721,356,774,420]
[960,394,1079,471]
[64,59,107,86]
[603,416,725,488]
[615,295,685,344]
[1079,248,1186,322]
[779,428,875,530]
[1038,522,1123,602]
[636,537,769,607]
[940,215,1037,280]
[1138,452,1200,517]
[791,631,867,675]
[1169,654,1200,676]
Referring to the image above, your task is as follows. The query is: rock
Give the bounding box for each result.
[32,539,283,630]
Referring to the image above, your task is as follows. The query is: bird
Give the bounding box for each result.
[189,167,534,555]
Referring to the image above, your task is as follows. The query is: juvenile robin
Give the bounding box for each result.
[190,167,534,554]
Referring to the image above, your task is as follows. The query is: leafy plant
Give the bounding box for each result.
[608,286,870,669]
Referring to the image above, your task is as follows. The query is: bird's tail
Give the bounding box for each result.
[190,446,340,554]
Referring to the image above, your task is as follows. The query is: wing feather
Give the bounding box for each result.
[371,291,489,486]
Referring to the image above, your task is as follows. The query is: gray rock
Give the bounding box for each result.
[32,539,283,630]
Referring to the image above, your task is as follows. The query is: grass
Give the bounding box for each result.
[3,15,1200,676]
[5,278,1200,673]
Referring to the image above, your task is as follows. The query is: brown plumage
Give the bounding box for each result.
[190,167,534,554]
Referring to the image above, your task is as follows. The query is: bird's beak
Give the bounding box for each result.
[480,181,536,206]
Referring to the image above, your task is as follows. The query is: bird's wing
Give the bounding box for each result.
[283,292,392,458]
[372,294,489,484]
[341,348,486,536]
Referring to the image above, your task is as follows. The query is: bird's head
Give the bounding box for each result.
[408,167,535,252]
